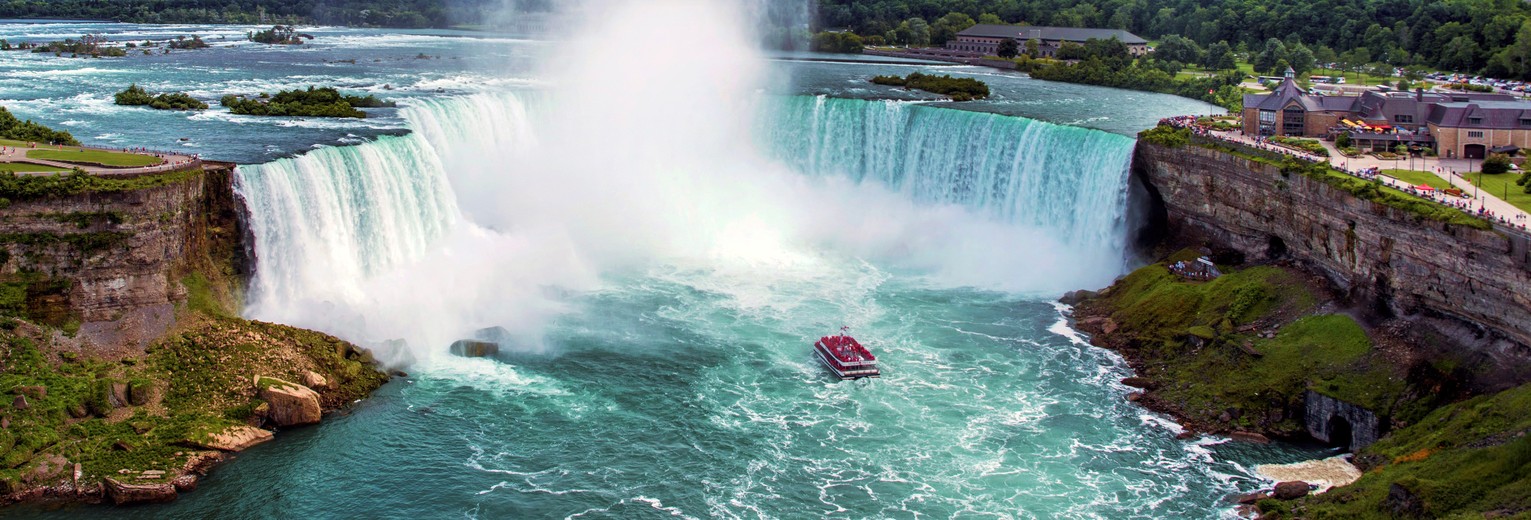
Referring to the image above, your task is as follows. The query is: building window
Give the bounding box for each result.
[1469,117,1483,125]
[1394,114,1413,124]
[1468,131,1485,138]
[1260,111,1275,124]
[1521,118,1531,127]
[1282,106,1305,135]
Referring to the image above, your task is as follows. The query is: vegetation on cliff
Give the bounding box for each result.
[0,167,389,503]
[0,312,388,500]
[113,85,208,111]
[0,167,202,202]
[1142,125,1492,230]
[1294,383,1531,519]
[220,86,395,119]
[0,107,77,146]
[870,72,990,101]
[1075,254,1444,436]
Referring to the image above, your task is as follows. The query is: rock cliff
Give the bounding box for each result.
[0,164,247,352]
[1131,140,1531,369]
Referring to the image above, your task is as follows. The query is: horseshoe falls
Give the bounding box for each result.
[167,89,1295,520]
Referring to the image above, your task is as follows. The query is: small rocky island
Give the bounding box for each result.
[220,86,395,119]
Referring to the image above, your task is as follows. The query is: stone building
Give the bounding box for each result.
[945,24,1148,57]
[1242,71,1531,157]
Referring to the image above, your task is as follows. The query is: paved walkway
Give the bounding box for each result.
[0,143,199,177]
[1202,128,1531,229]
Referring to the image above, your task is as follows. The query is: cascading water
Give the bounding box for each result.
[761,96,1135,250]
[235,90,1141,359]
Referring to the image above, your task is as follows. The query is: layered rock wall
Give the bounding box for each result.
[1131,141,1531,360]
[0,164,247,349]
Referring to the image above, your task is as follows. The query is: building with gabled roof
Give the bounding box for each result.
[945,24,1149,58]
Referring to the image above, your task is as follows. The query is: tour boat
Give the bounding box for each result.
[814,327,880,380]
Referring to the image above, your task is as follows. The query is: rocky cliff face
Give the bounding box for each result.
[0,164,247,352]
[1131,141,1531,369]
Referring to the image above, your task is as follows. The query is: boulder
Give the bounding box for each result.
[13,386,46,400]
[301,370,330,391]
[192,425,273,452]
[127,380,153,406]
[104,477,177,505]
[1230,431,1271,444]
[110,382,129,408]
[256,377,322,427]
[245,402,270,427]
[1235,491,1269,505]
[1121,377,1154,389]
[1272,481,1311,500]
[12,394,28,411]
[1059,290,1097,305]
[449,340,499,359]
[1125,392,1143,402]
[1384,482,1425,517]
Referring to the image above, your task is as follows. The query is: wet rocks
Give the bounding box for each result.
[1060,290,1097,305]
[1272,481,1311,500]
[301,370,330,391]
[192,425,273,452]
[1230,431,1271,444]
[1121,377,1154,389]
[449,339,499,359]
[103,477,177,505]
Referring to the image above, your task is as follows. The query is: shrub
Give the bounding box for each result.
[1335,132,1351,148]
[868,72,990,101]
[1483,153,1512,175]
[1140,125,1190,147]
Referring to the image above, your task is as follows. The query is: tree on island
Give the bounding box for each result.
[997,39,1019,59]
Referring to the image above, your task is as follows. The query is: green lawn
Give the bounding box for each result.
[1383,169,1455,191]
[25,148,162,168]
[0,161,71,173]
[1468,171,1531,214]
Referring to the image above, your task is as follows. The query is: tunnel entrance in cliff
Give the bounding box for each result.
[1328,415,1355,452]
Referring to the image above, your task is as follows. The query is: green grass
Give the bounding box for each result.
[0,161,70,173]
[1467,171,1531,214]
[25,148,162,168]
[1092,261,1425,435]
[1300,383,1531,519]
[1384,169,1455,191]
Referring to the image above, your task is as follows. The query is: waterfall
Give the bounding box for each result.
[235,91,1140,357]
[236,133,461,326]
[758,96,1137,251]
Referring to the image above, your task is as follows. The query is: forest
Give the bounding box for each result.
[816,0,1531,79]
[0,0,551,28]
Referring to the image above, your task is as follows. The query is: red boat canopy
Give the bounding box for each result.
[818,335,876,363]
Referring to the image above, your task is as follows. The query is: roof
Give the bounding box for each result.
[1427,100,1531,129]
[955,24,1147,44]
[1248,77,1313,111]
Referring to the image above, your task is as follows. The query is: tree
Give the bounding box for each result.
[997,38,1020,58]
[1025,38,1040,57]
[1441,36,1481,72]
[930,12,975,46]
[1494,20,1531,79]
[1336,132,1352,148]
[1156,34,1203,65]
[1254,38,1286,75]
[977,13,1004,25]
[894,17,930,46]
[1313,45,1337,71]
[1204,41,1236,70]
[1483,153,1513,175]
[1285,43,1315,77]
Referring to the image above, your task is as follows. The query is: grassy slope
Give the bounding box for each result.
[1467,172,1531,214]
[25,149,162,168]
[0,162,70,173]
[1084,254,1429,435]
[1298,384,1531,519]
[1382,169,1454,191]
